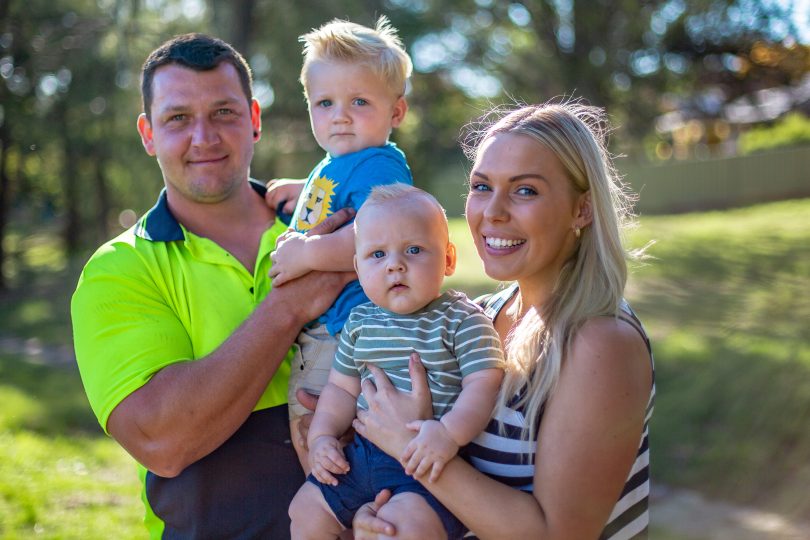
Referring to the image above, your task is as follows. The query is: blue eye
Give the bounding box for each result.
[470,182,491,192]
[406,246,421,255]
[372,250,385,259]
[516,186,538,196]
[317,99,332,107]
[353,98,368,106]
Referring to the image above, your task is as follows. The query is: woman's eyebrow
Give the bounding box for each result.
[471,171,548,183]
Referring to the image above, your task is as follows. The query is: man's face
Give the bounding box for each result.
[137,62,261,205]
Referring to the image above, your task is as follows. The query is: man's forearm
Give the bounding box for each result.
[107,270,350,477]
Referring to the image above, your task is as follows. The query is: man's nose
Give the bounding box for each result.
[190,118,220,146]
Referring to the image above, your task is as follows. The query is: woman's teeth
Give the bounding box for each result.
[486,237,525,248]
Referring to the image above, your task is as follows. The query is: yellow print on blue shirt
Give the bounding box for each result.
[296,176,338,231]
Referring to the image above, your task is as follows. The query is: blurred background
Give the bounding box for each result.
[1,1,808,538]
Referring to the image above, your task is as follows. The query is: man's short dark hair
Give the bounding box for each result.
[141,33,253,119]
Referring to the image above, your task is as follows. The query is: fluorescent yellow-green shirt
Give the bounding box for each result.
[71,181,292,536]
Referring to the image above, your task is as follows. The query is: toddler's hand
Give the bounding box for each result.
[400,419,459,482]
[265,178,305,217]
[269,231,310,286]
[309,435,350,486]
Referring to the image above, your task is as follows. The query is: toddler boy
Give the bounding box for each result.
[265,17,414,469]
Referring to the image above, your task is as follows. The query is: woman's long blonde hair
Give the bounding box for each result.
[464,101,638,442]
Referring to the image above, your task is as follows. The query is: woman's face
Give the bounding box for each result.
[465,131,586,287]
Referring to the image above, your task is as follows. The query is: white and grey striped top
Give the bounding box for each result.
[334,290,505,418]
[465,283,655,540]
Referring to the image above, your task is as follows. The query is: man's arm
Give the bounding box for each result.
[106,209,355,477]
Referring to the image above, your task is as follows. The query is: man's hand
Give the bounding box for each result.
[400,419,459,482]
[269,231,311,286]
[265,178,305,217]
[352,489,396,539]
[308,435,349,486]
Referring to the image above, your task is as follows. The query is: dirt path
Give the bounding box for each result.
[650,484,809,539]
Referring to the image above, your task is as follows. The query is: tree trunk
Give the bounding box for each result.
[56,102,82,254]
[94,152,110,244]
[0,122,10,291]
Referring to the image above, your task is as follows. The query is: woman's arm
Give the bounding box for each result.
[354,317,652,539]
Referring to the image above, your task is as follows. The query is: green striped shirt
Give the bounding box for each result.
[334,290,505,418]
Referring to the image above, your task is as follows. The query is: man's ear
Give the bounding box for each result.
[574,190,593,229]
[137,113,156,156]
[390,96,408,128]
[251,98,262,141]
[445,241,457,277]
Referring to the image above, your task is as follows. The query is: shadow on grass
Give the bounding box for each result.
[0,353,103,438]
[627,200,810,521]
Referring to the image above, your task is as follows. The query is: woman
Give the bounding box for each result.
[351,101,655,539]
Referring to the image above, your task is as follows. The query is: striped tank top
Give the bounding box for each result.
[465,283,655,540]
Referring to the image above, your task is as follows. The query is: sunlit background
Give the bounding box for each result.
[1,1,809,538]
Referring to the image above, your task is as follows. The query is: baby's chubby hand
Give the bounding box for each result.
[401,419,459,483]
[269,230,311,286]
[309,435,350,486]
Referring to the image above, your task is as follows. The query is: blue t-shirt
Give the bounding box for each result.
[290,142,412,334]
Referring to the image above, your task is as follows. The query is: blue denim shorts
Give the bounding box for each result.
[308,435,465,539]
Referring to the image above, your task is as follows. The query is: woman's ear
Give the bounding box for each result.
[575,190,593,228]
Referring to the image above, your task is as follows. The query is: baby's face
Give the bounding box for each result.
[354,197,455,314]
[305,60,406,157]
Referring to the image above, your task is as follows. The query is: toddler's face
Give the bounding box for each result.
[354,198,455,314]
[305,60,406,157]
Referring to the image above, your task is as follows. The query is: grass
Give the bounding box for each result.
[626,199,810,520]
[1,198,809,535]
[0,354,142,539]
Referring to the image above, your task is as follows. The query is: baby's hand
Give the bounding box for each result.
[309,435,350,486]
[265,178,305,217]
[269,230,310,286]
[401,420,459,482]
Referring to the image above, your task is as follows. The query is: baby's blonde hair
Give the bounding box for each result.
[358,183,448,239]
[299,15,413,97]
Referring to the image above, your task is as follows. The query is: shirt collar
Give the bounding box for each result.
[134,179,268,242]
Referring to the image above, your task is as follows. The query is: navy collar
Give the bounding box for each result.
[135,179,268,242]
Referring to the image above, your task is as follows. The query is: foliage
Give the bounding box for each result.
[738,112,810,154]
[0,0,804,291]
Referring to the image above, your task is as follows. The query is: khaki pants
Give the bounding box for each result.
[287,323,339,420]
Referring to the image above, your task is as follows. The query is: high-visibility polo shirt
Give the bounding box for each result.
[72,180,291,431]
[71,181,293,536]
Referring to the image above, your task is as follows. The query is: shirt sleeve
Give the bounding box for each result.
[343,150,413,211]
[332,312,361,377]
[71,239,193,433]
[453,310,506,378]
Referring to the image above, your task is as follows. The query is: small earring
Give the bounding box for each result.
[574,225,581,239]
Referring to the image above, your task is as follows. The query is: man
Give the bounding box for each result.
[71,33,351,538]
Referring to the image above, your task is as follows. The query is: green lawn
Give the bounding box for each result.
[1,198,809,536]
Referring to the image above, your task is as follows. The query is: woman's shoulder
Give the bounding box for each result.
[567,313,653,392]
